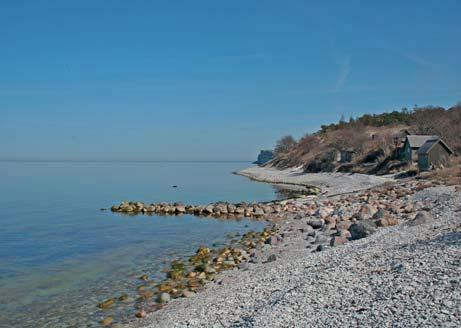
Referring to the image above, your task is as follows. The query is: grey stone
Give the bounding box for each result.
[349,219,377,240]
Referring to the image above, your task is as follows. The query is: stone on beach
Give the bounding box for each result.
[349,219,377,240]
[307,218,324,229]
[408,211,433,226]
[157,292,171,303]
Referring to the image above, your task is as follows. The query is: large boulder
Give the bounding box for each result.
[349,219,377,240]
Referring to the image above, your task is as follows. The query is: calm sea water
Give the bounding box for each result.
[0,162,278,328]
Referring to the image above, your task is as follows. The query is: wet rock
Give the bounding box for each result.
[227,204,236,213]
[203,205,214,214]
[235,207,245,215]
[265,254,277,263]
[253,207,265,217]
[158,282,173,293]
[118,293,129,302]
[101,317,114,326]
[349,219,377,240]
[139,290,154,299]
[98,298,116,309]
[139,274,149,281]
[175,205,186,213]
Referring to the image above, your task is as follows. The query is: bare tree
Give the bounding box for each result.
[274,135,297,155]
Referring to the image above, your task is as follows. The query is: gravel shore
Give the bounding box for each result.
[125,180,461,328]
[237,166,395,196]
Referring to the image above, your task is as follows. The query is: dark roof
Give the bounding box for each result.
[417,138,454,155]
[406,135,439,148]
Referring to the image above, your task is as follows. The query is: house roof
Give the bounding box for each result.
[406,135,439,148]
[417,138,455,155]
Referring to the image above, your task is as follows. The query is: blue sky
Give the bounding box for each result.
[1,0,460,161]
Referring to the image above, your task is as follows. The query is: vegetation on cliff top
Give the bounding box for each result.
[269,103,461,174]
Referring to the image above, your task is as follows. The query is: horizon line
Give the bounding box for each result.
[0,159,254,163]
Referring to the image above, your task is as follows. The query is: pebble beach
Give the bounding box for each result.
[120,167,460,328]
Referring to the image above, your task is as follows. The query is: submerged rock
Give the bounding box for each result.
[97,298,116,309]
[101,317,114,326]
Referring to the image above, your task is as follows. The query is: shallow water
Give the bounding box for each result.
[0,162,277,327]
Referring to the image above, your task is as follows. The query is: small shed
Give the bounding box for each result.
[340,149,355,163]
[417,138,454,171]
[403,135,439,163]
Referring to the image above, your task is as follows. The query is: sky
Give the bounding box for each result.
[1,0,461,161]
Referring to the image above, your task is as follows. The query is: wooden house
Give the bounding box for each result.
[417,138,454,171]
[402,135,439,163]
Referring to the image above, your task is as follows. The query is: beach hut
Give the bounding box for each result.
[402,135,439,163]
[417,138,454,171]
[340,149,355,163]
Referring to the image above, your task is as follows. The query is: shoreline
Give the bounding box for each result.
[237,166,395,196]
[120,167,460,327]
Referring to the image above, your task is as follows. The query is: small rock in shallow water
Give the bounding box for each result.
[135,310,147,318]
[98,298,116,309]
[118,293,129,302]
[101,317,114,326]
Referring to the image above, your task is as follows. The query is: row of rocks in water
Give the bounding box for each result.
[110,200,303,219]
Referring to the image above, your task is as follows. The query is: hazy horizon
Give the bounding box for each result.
[2,1,461,161]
